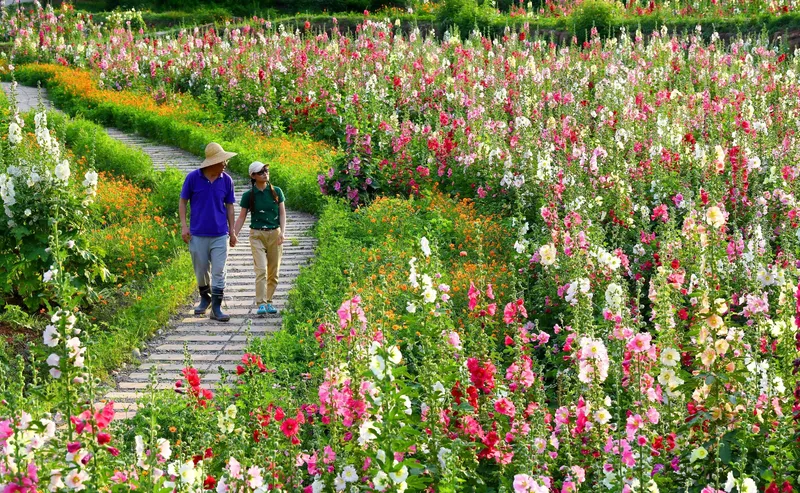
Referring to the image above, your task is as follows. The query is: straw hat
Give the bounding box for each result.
[200,142,237,168]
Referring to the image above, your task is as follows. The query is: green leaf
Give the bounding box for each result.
[719,441,732,464]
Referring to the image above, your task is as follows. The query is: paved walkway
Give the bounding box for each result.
[2,83,317,417]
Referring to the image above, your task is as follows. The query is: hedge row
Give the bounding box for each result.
[7,64,333,215]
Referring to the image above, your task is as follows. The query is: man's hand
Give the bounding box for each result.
[230,234,238,248]
[181,226,191,244]
[277,233,285,245]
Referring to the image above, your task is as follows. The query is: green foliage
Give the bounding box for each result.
[96,0,405,17]
[437,0,502,35]
[61,118,159,186]
[570,0,624,41]
[89,250,195,379]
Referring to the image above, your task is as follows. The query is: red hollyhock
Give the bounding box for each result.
[466,358,496,393]
[203,475,217,490]
[280,418,299,437]
[281,418,300,445]
[182,367,201,387]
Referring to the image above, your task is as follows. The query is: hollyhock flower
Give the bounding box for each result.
[247,466,263,489]
[110,471,128,484]
[689,446,708,463]
[700,347,717,367]
[8,122,22,145]
[514,474,536,492]
[706,206,726,229]
[468,282,480,311]
[281,417,300,438]
[740,478,758,493]
[420,236,431,257]
[446,331,461,349]
[64,469,89,491]
[369,355,386,379]
[43,325,59,347]
[228,457,243,480]
[627,333,652,353]
[54,159,71,182]
[595,407,611,424]
[494,398,516,417]
[660,347,680,367]
[46,353,60,367]
[340,465,358,482]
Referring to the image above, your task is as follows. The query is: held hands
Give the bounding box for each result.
[181,226,191,244]
[230,234,238,248]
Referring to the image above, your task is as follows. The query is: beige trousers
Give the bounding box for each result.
[249,228,283,304]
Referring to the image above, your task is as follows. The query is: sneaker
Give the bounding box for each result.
[266,303,278,314]
[257,304,268,316]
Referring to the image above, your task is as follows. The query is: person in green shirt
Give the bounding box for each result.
[233,161,286,315]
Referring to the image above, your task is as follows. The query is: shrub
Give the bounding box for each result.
[570,0,624,41]
[437,0,500,35]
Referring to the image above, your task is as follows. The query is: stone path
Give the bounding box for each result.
[2,83,317,418]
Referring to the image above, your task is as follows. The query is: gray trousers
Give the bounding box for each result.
[188,235,228,291]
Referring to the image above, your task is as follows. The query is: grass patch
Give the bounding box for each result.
[88,250,195,378]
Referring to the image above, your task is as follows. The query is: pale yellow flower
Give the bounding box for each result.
[706,206,725,229]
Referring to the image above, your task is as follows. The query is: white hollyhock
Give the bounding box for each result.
[8,122,22,145]
[54,160,71,182]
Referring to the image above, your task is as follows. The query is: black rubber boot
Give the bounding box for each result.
[194,285,212,315]
[210,288,230,322]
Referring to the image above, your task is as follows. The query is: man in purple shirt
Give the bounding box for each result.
[179,142,239,322]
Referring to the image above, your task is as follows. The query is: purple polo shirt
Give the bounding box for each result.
[180,169,236,236]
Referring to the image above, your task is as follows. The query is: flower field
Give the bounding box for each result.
[2,1,800,492]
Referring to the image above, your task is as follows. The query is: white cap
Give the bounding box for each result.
[248,161,268,176]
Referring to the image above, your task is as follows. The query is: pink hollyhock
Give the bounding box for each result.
[795,281,800,330]
[504,302,517,324]
[468,282,480,311]
[0,420,12,444]
[494,398,516,417]
[627,333,652,353]
[467,358,496,393]
[513,474,535,492]
[110,471,128,484]
[95,401,115,430]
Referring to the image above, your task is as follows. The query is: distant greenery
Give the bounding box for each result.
[77,0,407,17]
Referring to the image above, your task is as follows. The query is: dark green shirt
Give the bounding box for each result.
[240,185,285,229]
